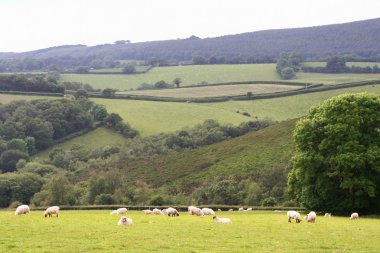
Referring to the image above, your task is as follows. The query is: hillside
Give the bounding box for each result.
[1,18,380,67]
[100,119,297,202]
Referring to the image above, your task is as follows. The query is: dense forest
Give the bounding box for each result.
[1,18,380,71]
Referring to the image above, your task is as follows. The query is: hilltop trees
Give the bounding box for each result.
[288,93,380,214]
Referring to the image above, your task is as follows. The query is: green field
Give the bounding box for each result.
[122,84,301,98]
[92,84,380,136]
[302,61,380,68]
[61,64,380,90]
[0,94,57,104]
[90,66,150,73]
[1,210,379,252]
[32,127,125,160]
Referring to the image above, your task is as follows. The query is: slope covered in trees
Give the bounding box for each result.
[1,18,380,70]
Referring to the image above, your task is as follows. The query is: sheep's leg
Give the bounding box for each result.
[288,217,291,223]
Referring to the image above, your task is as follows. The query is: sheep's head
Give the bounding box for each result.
[213,216,217,220]
[121,217,127,223]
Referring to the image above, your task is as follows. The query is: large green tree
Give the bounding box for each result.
[288,93,380,214]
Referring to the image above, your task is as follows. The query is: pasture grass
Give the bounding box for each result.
[0,94,56,104]
[122,84,300,98]
[32,127,126,160]
[1,210,379,253]
[61,64,380,90]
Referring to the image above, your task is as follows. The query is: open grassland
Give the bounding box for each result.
[122,84,300,98]
[61,64,280,90]
[206,84,380,121]
[0,94,56,104]
[1,210,379,253]
[33,127,125,160]
[61,64,380,90]
[302,61,380,68]
[91,98,249,136]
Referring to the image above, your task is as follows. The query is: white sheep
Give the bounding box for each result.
[188,206,204,216]
[15,205,30,215]
[213,216,232,224]
[44,206,59,217]
[350,212,359,220]
[228,209,233,211]
[287,210,302,223]
[110,207,128,215]
[162,209,168,215]
[118,216,133,226]
[201,208,215,215]
[153,208,164,215]
[238,207,244,211]
[324,213,331,217]
[167,207,179,217]
[246,208,253,211]
[217,209,222,212]
[304,211,317,222]
[143,210,153,215]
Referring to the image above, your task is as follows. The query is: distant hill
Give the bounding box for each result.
[1,18,380,69]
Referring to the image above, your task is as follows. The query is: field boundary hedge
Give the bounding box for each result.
[4,205,306,212]
[0,90,64,97]
[62,65,154,75]
[86,80,380,102]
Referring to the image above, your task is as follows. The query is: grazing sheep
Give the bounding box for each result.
[287,210,302,223]
[118,216,133,226]
[246,208,253,211]
[44,206,59,217]
[228,209,233,211]
[167,207,179,217]
[213,216,232,224]
[162,209,168,215]
[143,210,153,215]
[238,207,244,211]
[201,208,215,215]
[188,206,204,216]
[110,208,128,215]
[304,211,317,223]
[350,213,359,220]
[324,213,331,217]
[153,208,164,215]
[15,205,30,215]
[217,209,222,212]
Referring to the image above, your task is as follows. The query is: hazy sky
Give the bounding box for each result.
[1,0,379,52]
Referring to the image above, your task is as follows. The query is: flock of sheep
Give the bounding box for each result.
[14,204,360,227]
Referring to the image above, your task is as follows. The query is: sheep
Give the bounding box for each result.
[238,207,244,211]
[153,208,164,215]
[201,208,215,215]
[287,210,302,223]
[162,209,168,215]
[246,208,253,211]
[213,216,232,224]
[110,208,128,215]
[228,209,233,211]
[188,206,204,216]
[143,210,153,215]
[324,213,331,217]
[350,212,359,220]
[15,205,30,215]
[118,216,133,226]
[44,206,59,217]
[217,209,222,212]
[166,207,179,217]
[304,211,317,223]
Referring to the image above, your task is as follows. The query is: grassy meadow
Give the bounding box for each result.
[1,210,379,253]
[61,64,380,90]
[32,127,126,160]
[122,84,300,98]
[0,93,58,104]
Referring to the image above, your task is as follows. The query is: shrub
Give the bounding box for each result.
[94,194,115,205]
[261,197,277,206]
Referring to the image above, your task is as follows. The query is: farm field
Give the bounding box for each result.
[0,93,57,104]
[32,127,126,160]
[302,61,380,68]
[92,84,380,135]
[1,210,379,253]
[91,98,248,136]
[90,65,150,73]
[122,84,301,98]
[61,64,380,90]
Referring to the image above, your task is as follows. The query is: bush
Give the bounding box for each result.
[9,201,22,208]
[94,194,115,205]
[261,197,277,206]
[149,195,165,206]
[282,200,299,207]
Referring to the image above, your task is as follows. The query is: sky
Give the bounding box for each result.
[1,0,380,52]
